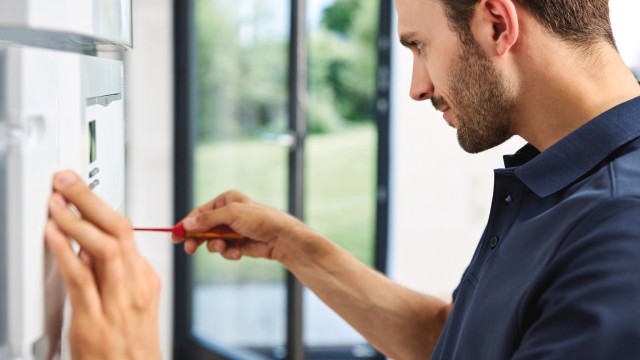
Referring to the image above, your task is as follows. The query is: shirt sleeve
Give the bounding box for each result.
[513,197,640,359]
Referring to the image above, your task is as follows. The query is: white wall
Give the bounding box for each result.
[610,0,640,70]
[387,1,640,299]
[125,0,174,358]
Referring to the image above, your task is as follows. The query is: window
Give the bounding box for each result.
[173,0,392,358]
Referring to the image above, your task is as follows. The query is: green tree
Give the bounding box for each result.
[308,0,379,133]
[197,0,379,137]
[197,0,239,140]
[196,0,288,141]
[321,0,360,34]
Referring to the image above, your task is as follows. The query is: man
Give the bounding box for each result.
[46,0,640,358]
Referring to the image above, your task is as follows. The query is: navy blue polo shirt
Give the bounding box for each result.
[432,96,640,359]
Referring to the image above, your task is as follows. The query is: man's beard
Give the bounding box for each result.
[433,34,516,154]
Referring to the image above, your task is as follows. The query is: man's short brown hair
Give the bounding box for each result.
[439,0,616,50]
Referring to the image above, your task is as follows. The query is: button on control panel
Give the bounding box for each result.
[89,179,100,189]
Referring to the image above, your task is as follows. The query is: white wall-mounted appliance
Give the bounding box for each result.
[0,1,131,359]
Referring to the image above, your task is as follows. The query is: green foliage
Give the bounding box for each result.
[309,0,379,129]
[321,0,360,34]
[307,87,344,134]
[196,0,240,140]
[196,0,288,141]
[196,0,379,138]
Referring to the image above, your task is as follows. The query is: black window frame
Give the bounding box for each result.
[173,0,392,358]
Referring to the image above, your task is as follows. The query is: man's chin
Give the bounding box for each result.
[457,132,512,154]
[458,142,488,154]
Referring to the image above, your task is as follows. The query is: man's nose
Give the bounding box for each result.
[409,60,434,101]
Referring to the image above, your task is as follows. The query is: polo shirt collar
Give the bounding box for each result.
[505,95,640,198]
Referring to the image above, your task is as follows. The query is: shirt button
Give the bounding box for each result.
[490,236,499,248]
[503,195,513,206]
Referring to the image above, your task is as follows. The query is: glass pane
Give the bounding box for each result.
[304,0,379,349]
[192,0,290,352]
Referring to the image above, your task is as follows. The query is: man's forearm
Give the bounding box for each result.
[278,230,452,359]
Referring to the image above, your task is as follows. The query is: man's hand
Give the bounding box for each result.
[45,170,161,360]
[173,190,313,265]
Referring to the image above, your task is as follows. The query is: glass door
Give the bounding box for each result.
[303,0,380,355]
[191,0,291,355]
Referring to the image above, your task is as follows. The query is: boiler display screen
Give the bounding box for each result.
[89,120,97,164]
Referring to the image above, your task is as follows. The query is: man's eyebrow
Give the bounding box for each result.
[399,31,418,47]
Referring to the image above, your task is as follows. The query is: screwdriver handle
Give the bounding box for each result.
[185,231,245,240]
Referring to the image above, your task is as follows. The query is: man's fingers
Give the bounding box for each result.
[212,190,253,208]
[179,190,253,231]
[206,239,227,253]
[182,202,243,234]
[44,220,101,317]
[196,190,253,214]
[78,249,94,269]
[52,170,133,241]
[49,193,128,319]
[49,193,121,263]
[184,238,205,254]
[207,239,274,260]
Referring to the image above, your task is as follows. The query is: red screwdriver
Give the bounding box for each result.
[133,222,245,241]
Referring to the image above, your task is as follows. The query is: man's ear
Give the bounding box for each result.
[471,0,519,56]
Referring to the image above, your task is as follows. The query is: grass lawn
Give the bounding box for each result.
[192,124,377,284]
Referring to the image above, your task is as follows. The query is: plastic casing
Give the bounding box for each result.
[0,0,129,358]
[0,0,132,48]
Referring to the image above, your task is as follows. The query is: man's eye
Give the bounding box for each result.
[413,42,424,54]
